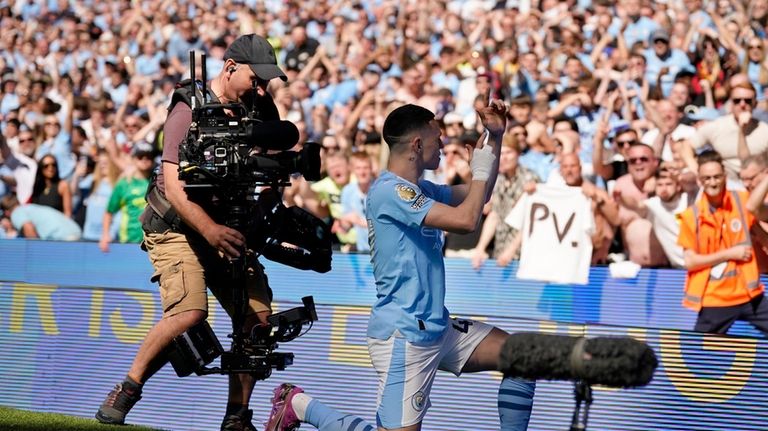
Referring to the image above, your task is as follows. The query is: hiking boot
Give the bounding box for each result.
[95,382,142,425]
[221,408,258,431]
[264,383,304,431]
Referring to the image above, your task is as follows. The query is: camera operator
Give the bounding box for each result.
[96,34,288,431]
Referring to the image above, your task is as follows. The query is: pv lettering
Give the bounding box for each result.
[529,202,578,247]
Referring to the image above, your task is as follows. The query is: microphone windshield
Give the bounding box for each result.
[499,333,658,388]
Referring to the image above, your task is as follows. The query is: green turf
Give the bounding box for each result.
[0,406,165,431]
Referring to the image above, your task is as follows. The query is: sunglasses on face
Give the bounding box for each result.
[616,139,639,147]
[628,156,651,165]
[42,162,57,168]
[732,97,754,105]
[19,137,35,143]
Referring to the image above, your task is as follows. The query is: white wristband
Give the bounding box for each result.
[470,145,496,182]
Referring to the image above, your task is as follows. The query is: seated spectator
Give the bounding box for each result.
[0,194,81,241]
[612,143,669,267]
[29,154,72,218]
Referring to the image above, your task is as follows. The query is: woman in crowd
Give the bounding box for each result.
[29,154,72,217]
[81,150,121,241]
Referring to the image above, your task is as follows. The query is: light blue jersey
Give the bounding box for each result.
[11,204,81,241]
[366,171,453,343]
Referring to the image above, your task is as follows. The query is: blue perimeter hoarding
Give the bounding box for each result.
[1,240,767,430]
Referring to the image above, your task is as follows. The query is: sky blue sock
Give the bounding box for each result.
[305,399,375,431]
[498,377,535,431]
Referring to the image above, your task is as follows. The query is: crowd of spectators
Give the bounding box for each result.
[2,0,768,272]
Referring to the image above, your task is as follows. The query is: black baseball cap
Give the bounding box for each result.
[224,34,287,82]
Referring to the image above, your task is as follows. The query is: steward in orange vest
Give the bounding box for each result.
[677,151,768,335]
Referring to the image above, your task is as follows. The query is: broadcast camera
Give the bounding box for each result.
[166,51,332,380]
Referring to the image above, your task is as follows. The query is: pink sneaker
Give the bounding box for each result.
[264,383,304,431]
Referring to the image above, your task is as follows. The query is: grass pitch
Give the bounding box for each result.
[0,406,164,431]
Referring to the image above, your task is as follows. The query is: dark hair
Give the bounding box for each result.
[552,116,579,133]
[654,165,677,180]
[0,193,19,212]
[697,149,723,167]
[31,155,61,201]
[382,104,435,148]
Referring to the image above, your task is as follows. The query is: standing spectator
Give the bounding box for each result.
[615,0,660,48]
[678,150,768,335]
[165,19,204,77]
[644,28,694,98]
[742,155,768,273]
[339,151,375,253]
[613,143,669,267]
[282,26,319,74]
[499,152,619,266]
[98,143,152,252]
[684,82,768,182]
[29,154,72,217]
[592,122,637,183]
[0,193,81,241]
[471,134,539,269]
[641,99,695,162]
[302,151,354,250]
[81,150,121,242]
[620,165,694,268]
[36,114,74,180]
[741,37,768,103]
[0,128,37,204]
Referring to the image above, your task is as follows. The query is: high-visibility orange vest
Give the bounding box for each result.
[677,191,763,311]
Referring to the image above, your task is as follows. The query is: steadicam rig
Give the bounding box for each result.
[164,50,331,379]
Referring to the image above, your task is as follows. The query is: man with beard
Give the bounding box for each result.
[619,164,694,268]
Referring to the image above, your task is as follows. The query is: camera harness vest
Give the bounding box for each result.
[144,80,217,232]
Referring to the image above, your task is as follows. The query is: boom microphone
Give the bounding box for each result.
[499,333,657,388]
